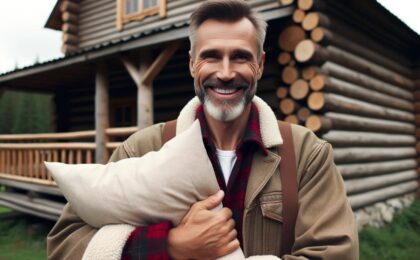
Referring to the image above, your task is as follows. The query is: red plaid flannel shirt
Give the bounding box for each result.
[122,103,267,260]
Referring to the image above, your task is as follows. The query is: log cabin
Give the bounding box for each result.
[0,0,419,228]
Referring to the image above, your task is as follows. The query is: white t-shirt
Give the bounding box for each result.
[216,149,237,185]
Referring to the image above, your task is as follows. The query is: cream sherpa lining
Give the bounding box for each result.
[83,224,135,260]
[82,96,283,259]
[177,96,283,147]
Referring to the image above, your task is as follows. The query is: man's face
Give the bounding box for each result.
[190,18,265,122]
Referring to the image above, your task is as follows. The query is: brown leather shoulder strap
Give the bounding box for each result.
[277,121,298,256]
[162,120,177,145]
[163,119,297,255]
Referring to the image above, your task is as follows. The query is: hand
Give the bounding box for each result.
[167,190,240,260]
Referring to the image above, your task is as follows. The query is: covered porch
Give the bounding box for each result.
[0,33,190,220]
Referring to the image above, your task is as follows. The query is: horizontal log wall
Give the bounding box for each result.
[415,71,420,199]
[77,0,288,50]
[275,0,419,210]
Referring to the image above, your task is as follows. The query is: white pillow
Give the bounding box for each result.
[45,120,220,228]
[46,120,280,260]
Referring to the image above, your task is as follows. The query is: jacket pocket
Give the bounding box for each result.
[259,191,283,223]
[257,192,283,255]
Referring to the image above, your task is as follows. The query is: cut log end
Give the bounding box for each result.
[61,44,78,55]
[280,98,298,115]
[295,40,316,63]
[60,1,80,13]
[278,25,306,52]
[282,66,299,84]
[302,66,318,80]
[293,9,306,23]
[310,27,331,44]
[297,0,314,10]
[307,92,325,111]
[62,23,78,34]
[278,52,292,65]
[306,115,323,132]
[62,33,79,45]
[62,12,78,24]
[297,107,311,121]
[302,12,330,31]
[309,74,328,91]
[290,79,310,100]
[276,87,289,99]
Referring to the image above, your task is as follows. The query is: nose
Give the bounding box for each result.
[216,56,235,82]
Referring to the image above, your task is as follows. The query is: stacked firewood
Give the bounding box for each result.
[61,0,79,54]
[277,0,328,125]
[277,0,419,209]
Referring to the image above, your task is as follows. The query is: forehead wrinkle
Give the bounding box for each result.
[194,18,259,58]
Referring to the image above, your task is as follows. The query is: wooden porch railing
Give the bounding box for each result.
[0,127,138,186]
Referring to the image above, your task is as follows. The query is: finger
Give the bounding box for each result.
[223,228,237,243]
[226,218,235,230]
[216,239,240,257]
[218,207,233,220]
[199,190,225,210]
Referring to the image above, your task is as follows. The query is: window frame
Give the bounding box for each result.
[116,0,167,30]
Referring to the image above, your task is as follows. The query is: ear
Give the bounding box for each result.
[189,51,195,78]
[257,52,266,80]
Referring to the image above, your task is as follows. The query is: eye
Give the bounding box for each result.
[199,50,220,61]
[232,51,252,62]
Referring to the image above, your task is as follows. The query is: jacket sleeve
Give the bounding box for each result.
[47,144,132,260]
[283,141,359,260]
[47,123,169,260]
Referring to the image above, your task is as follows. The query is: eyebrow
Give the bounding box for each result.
[198,49,220,59]
[231,49,253,60]
[198,48,254,60]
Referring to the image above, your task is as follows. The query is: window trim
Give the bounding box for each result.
[116,0,167,30]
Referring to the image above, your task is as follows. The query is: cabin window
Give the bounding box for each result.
[117,0,167,30]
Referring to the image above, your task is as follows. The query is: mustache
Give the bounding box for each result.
[202,78,249,89]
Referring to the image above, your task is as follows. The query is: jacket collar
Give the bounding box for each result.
[176,96,283,148]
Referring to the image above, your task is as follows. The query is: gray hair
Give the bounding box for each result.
[189,0,267,60]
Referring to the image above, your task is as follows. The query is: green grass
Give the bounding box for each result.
[0,206,12,214]
[0,214,53,260]
[359,200,420,260]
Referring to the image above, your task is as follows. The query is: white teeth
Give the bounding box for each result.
[213,88,237,94]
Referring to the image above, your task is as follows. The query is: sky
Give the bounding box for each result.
[0,0,419,73]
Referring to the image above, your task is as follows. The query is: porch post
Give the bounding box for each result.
[138,52,153,128]
[95,63,110,163]
[120,42,180,129]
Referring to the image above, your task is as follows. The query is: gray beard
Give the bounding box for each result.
[194,82,257,122]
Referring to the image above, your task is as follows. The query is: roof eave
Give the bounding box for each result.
[44,0,63,31]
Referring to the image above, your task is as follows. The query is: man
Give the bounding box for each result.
[48,1,358,259]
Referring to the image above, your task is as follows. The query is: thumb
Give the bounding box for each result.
[200,190,224,210]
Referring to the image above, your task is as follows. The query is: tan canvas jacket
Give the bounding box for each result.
[47,96,358,260]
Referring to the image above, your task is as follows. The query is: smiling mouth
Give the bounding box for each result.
[213,87,239,94]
